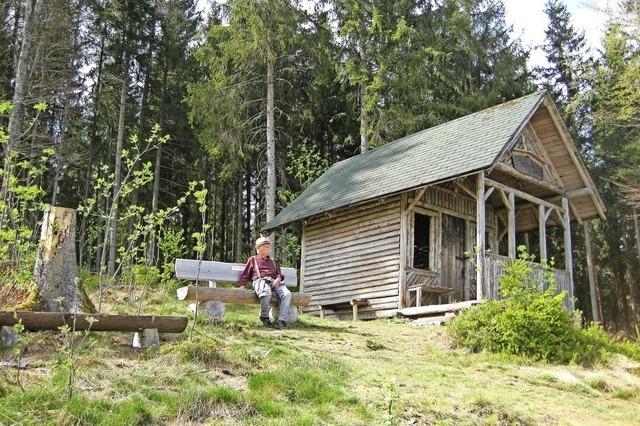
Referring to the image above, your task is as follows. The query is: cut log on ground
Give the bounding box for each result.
[0,311,188,333]
[176,286,311,307]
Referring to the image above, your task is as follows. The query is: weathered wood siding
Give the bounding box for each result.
[302,197,401,319]
[406,184,497,303]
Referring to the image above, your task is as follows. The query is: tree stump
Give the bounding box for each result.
[188,301,226,324]
[270,306,299,323]
[1,326,17,348]
[33,207,94,313]
[132,328,159,349]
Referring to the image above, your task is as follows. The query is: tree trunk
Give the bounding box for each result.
[266,58,276,249]
[245,171,252,245]
[108,50,130,276]
[235,175,243,262]
[177,286,310,306]
[33,207,94,313]
[359,82,368,154]
[2,0,43,198]
[583,220,601,322]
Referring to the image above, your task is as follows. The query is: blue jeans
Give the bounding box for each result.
[259,284,292,323]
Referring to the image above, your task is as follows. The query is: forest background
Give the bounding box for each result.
[0,0,639,333]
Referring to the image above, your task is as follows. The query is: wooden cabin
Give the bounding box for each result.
[263,92,606,319]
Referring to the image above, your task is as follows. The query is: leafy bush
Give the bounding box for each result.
[448,248,638,365]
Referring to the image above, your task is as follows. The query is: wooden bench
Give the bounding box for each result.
[174,259,310,322]
[408,284,454,307]
[0,311,188,349]
[318,298,369,321]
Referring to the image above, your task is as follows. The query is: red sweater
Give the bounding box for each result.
[237,255,284,287]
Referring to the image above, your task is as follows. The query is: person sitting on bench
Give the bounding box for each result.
[236,236,292,329]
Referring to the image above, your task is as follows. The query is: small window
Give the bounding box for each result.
[512,151,544,181]
[413,213,431,270]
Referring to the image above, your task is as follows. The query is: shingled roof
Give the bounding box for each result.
[263,91,546,231]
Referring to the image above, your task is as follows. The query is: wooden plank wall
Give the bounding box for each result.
[302,196,401,319]
[410,184,497,301]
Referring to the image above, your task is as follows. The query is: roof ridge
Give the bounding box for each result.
[332,90,544,166]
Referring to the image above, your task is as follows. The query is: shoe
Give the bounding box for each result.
[260,317,273,327]
[275,320,287,330]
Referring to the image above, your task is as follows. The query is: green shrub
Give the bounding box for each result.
[448,248,636,365]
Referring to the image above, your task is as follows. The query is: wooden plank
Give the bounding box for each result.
[476,173,486,300]
[305,231,399,257]
[304,216,400,247]
[493,162,563,194]
[314,291,397,308]
[562,197,575,310]
[398,300,481,317]
[399,193,408,308]
[305,201,400,236]
[176,286,311,307]
[313,290,398,306]
[305,196,401,226]
[304,271,399,291]
[305,221,400,252]
[406,186,430,213]
[539,204,547,263]
[300,229,306,293]
[175,259,297,287]
[305,209,400,241]
[304,247,399,274]
[305,281,399,298]
[0,311,188,333]
[304,260,399,281]
[508,192,516,258]
[485,178,565,213]
[484,187,495,201]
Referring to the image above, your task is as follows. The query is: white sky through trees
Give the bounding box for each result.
[195,0,613,70]
[503,0,611,68]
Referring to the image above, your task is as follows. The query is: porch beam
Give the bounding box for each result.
[493,162,563,194]
[508,192,516,258]
[562,197,575,310]
[539,204,547,263]
[485,178,565,213]
[406,186,429,214]
[456,179,477,199]
[484,187,495,201]
[497,188,510,210]
[476,173,486,300]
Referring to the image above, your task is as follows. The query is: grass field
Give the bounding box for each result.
[1,283,639,425]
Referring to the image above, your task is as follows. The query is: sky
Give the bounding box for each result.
[503,0,612,68]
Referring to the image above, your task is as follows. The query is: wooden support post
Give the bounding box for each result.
[319,306,325,319]
[539,204,547,264]
[562,197,574,310]
[208,281,217,288]
[399,193,408,308]
[352,303,358,321]
[1,326,17,348]
[476,173,486,300]
[508,192,516,258]
[132,328,159,349]
[583,220,600,322]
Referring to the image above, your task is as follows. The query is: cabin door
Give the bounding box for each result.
[441,214,465,300]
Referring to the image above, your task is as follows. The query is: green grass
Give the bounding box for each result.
[1,283,639,425]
